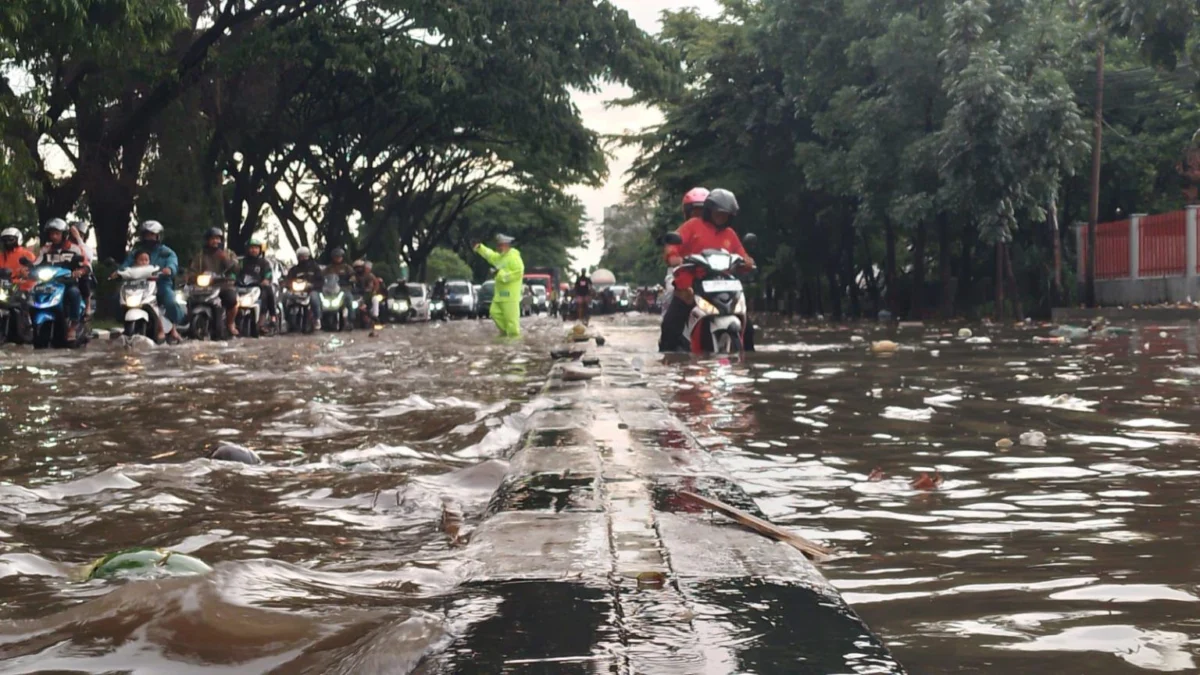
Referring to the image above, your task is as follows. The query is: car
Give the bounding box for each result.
[476,281,495,319]
[444,279,476,318]
[529,284,549,314]
[404,283,432,321]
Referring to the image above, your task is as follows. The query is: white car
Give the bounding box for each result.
[529,285,549,314]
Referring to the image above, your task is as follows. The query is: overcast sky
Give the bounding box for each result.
[566,0,718,270]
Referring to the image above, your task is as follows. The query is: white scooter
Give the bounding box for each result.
[116,265,175,341]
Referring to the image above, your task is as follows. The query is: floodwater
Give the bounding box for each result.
[1,314,1199,673]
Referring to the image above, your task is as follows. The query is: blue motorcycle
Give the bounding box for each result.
[27,265,89,349]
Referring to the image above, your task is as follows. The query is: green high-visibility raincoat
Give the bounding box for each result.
[474,243,525,337]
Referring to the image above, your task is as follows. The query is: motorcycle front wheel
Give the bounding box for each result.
[191,314,210,341]
[124,319,148,338]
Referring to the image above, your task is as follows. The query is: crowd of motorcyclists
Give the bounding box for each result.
[0,220,429,348]
[2,183,757,352]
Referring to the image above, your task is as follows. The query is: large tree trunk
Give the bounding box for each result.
[825,265,842,320]
[957,224,975,314]
[883,216,897,313]
[938,213,953,317]
[844,219,860,318]
[911,219,927,318]
[1049,195,1063,301]
[861,231,881,314]
[1005,242,1024,320]
[994,242,1005,320]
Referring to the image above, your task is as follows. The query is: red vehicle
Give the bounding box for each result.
[663,232,757,354]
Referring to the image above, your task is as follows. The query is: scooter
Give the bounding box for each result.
[662,232,756,354]
[185,272,228,340]
[282,277,316,334]
[26,264,90,349]
[320,275,351,332]
[116,265,174,341]
[384,283,410,323]
[0,269,31,345]
[235,284,263,338]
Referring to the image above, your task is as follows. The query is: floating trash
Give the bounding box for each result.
[83,548,212,581]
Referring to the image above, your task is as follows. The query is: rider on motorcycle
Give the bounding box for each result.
[659,188,755,352]
[188,227,240,336]
[239,236,277,328]
[351,259,383,322]
[67,221,96,316]
[119,221,183,342]
[1,228,35,291]
[324,248,354,285]
[31,219,90,342]
[285,246,324,329]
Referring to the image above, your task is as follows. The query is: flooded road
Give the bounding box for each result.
[2,315,1199,672]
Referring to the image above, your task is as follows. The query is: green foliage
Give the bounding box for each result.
[425,247,474,282]
[616,0,1198,318]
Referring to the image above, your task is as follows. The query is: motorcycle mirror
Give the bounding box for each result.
[661,232,683,246]
[742,233,758,248]
[19,257,32,266]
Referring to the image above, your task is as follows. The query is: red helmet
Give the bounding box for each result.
[682,187,710,217]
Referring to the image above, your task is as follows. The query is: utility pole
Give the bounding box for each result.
[1086,40,1105,308]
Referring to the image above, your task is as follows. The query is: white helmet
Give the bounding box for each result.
[296,247,311,259]
[139,220,164,236]
[70,220,90,236]
[0,227,20,242]
[44,218,68,234]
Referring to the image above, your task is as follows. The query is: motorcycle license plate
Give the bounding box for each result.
[702,279,742,293]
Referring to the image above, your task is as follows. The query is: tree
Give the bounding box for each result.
[425,247,474,282]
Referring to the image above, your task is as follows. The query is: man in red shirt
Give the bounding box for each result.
[659,188,755,352]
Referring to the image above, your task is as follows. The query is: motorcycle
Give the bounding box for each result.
[26,264,89,349]
[185,272,228,341]
[0,269,31,345]
[282,277,316,334]
[235,284,263,338]
[116,266,174,341]
[384,283,411,323]
[662,232,756,354]
[320,275,351,332]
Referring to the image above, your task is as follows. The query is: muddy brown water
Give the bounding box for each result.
[1,315,1198,673]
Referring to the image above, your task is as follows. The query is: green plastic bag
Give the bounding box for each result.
[83,548,212,581]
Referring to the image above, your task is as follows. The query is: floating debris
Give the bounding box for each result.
[871,340,899,354]
[958,328,973,338]
[1019,431,1048,447]
[995,438,1014,450]
[910,472,944,491]
[83,548,211,581]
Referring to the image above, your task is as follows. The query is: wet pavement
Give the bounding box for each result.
[1,315,1199,672]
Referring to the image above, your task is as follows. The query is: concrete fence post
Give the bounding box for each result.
[1187,205,1199,280]
[1130,214,1145,280]
[1074,222,1085,281]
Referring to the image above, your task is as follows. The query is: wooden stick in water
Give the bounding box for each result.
[678,491,832,561]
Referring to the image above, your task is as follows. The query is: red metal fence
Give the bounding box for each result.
[1139,211,1186,277]
[1080,220,1130,279]
[1078,209,1191,279]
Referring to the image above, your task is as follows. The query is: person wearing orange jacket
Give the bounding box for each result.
[0,228,36,291]
[659,188,755,352]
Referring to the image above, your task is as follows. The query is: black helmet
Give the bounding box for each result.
[332,247,345,258]
[703,189,739,227]
[203,227,223,240]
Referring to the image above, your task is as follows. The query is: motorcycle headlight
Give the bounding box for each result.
[292,280,307,292]
[36,268,56,282]
[196,273,213,288]
[707,254,732,272]
[175,290,186,305]
[0,289,8,302]
[696,297,719,315]
[239,294,258,308]
[432,301,444,310]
